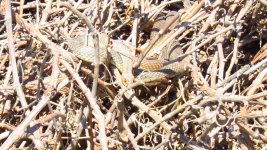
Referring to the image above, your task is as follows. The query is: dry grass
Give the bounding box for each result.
[0,0,266,149]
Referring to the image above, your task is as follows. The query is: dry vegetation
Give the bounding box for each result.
[0,0,267,149]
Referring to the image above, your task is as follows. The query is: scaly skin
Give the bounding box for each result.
[68,12,191,84]
[67,33,190,84]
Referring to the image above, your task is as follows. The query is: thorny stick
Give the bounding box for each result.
[0,44,59,150]
[92,33,100,97]
[60,59,108,150]
[4,0,28,110]
[1,0,267,149]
